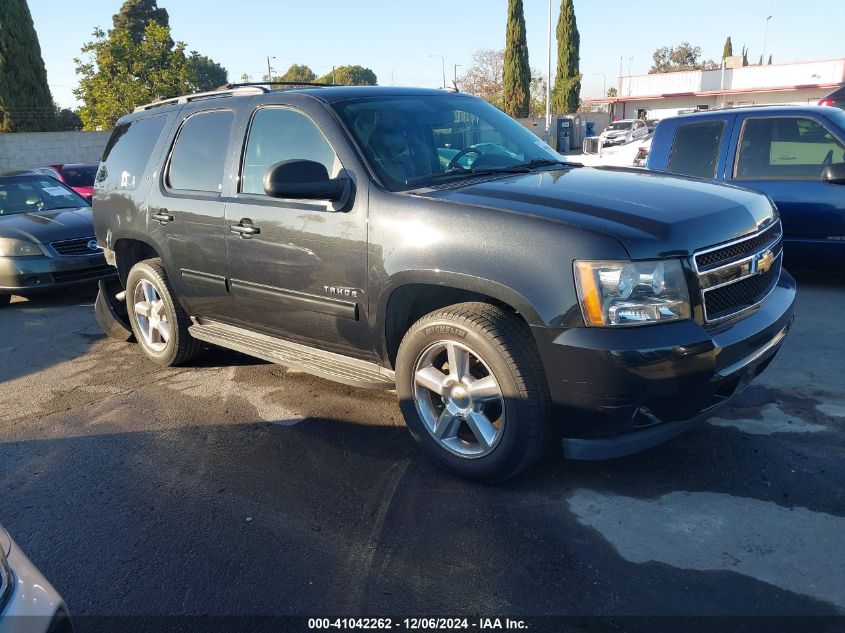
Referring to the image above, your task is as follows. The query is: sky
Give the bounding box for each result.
[29,0,845,109]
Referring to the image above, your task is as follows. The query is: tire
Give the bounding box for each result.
[396,302,553,482]
[0,294,10,307]
[125,258,202,366]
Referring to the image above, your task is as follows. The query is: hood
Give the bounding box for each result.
[418,166,776,259]
[0,207,95,244]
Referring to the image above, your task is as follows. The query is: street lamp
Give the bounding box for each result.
[428,54,446,89]
[762,15,773,64]
[453,64,462,87]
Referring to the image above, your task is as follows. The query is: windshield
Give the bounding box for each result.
[60,165,97,188]
[606,121,633,130]
[333,95,564,191]
[0,175,89,215]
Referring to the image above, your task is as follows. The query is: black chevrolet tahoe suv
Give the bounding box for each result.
[93,85,796,481]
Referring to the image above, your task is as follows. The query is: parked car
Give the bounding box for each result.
[633,138,652,167]
[645,118,661,133]
[93,85,794,481]
[818,84,845,109]
[646,105,845,269]
[0,171,116,306]
[32,164,98,203]
[599,119,648,146]
[0,523,73,633]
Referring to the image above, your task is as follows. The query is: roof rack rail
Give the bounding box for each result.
[134,85,268,112]
[218,81,336,90]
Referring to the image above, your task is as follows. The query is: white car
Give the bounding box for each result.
[599,119,648,146]
[0,525,72,633]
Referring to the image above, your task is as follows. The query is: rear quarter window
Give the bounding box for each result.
[667,120,726,179]
[97,115,167,191]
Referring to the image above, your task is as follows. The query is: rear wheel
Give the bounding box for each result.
[396,302,553,482]
[125,258,202,366]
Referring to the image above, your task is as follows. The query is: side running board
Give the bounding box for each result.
[188,320,395,390]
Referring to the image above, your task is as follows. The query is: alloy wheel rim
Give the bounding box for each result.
[412,340,505,458]
[133,279,170,353]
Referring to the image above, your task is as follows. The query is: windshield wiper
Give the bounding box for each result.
[403,158,576,189]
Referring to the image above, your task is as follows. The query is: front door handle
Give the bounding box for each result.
[230,221,261,238]
[151,210,174,225]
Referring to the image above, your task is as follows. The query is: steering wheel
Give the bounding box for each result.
[447,146,485,171]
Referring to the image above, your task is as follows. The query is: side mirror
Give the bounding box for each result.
[263,160,348,201]
[822,162,845,185]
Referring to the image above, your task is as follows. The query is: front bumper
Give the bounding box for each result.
[0,534,71,633]
[533,270,797,459]
[0,252,116,295]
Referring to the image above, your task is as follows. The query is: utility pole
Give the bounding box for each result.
[266,55,276,82]
[545,0,552,135]
[428,54,446,89]
[762,15,773,64]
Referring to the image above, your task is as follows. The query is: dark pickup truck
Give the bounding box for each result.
[93,85,795,481]
[647,105,845,269]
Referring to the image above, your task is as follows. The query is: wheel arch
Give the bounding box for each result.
[376,271,543,368]
[113,236,162,287]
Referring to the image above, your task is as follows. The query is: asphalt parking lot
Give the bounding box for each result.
[1,275,844,625]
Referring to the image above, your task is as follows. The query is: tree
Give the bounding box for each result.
[55,107,83,131]
[112,0,169,43]
[458,49,504,107]
[649,42,702,73]
[280,64,317,84]
[529,70,547,118]
[758,54,763,66]
[607,86,617,98]
[768,54,773,65]
[0,0,56,132]
[186,52,228,91]
[502,0,531,118]
[318,65,377,86]
[74,22,190,129]
[552,0,581,114]
[723,36,733,59]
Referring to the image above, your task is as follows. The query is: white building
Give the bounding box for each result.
[590,58,845,120]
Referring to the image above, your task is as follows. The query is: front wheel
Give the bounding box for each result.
[396,302,553,482]
[125,258,202,366]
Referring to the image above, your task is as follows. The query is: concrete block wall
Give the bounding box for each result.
[0,131,112,170]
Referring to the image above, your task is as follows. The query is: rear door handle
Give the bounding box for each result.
[151,210,174,224]
[230,221,261,238]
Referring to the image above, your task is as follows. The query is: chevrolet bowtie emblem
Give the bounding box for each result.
[753,249,775,275]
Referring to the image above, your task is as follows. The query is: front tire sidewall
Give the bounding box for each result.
[397,318,531,481]
[125,263,181,366]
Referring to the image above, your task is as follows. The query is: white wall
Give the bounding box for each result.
[0,131,111,170]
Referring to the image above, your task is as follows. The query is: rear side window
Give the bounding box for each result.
[667,121,725,179]
[735,117,845,180]
[167,110,234,193]
[241,107,340,195]
[98,115,167,190]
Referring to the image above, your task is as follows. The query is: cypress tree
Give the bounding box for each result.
[112,0,169,43]
[502,0,530,118]
[0,0,55,132]
[723,36,733,59]
[552,0,580,114]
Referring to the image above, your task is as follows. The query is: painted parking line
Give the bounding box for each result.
[568,489,845,609]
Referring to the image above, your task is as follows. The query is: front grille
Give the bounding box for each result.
[52,265,115,284]
[695,221,781,271]
[51,236,101,257]
[703,254,781,321]
[695,220,783,323]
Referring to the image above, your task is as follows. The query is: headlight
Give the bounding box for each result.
[0,238,42,257]
[574,259,691,327]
